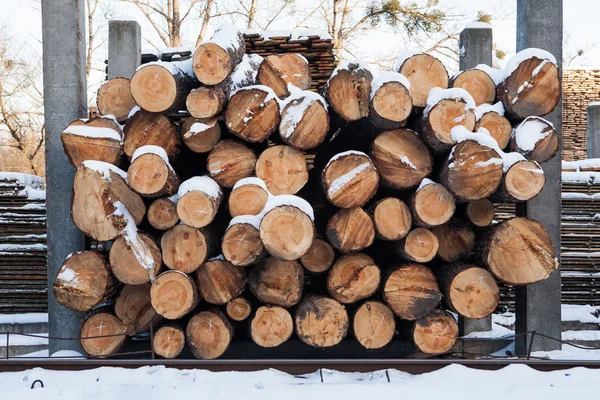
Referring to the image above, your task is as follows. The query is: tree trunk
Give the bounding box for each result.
[410,180,455,228]
[431,223,476,263]
[492,160,545,202]
[186,309,234,359]
[153,325,185,359]
[396,53,449,108]
[109,233,162,285]
[123,109,180,161]
[474,109,512,150]
[180,117,221,153]
[226,296,252,321]
[196,259,246,305]
[256,53,311,98]
[61,116,123,168]
[225,86,280,143]
[451,69,495,106]
[372,197,412,241]
[256,145,309,195]
[459,198,495,227]
[207,140,257,188]
[114,284,161,335]
[160,224,216,273]
[249,257,304,307]
[250,305,294,347]
[420,98,476,153]
[295,296,349,348]
[509,116,559,163]
[409,309,458,355]
[353,301,395,349]
[128,146,180,198]
[326,207,375,253]
[150,270,199,320]
[80,309,127,358]
[326,253,380,304]
[394,227,439,263]
[193,24,246,85]
[228,178,270,217]
[279,92,329,150]
[383,264,441,320]
[369,75,413,129]
[299,238,335,274]
[177,176,223,228]
[322,151,378,208]
[147,197,179,230]
[222,222,265,266]
[97,77,137,123]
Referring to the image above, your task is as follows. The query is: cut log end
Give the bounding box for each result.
[411,309,458,355]
[327,253,380,304]
[326,207,375,253]
[186,310,233,359]
[61,117,123,168]
[353,301,396,349]
[153,325,185,359]
[465,199,495,227]
[128,153,179,198]
[439,264,499,319]
[431,224,476,263]
[256,145,308,195]
[383,264,441,320]
[451,69,495,106]
[397,54,449,108]
[249,257,304,308]
[323,152,379,208]
[401,228,439,263]
[196,260,246,305]
[325,62,373,121]
[226,297,252,321]
[222,223,264,266]
[280,96,329,150]
[97,77,136,123]
[147,197,179,230]
[161,225,210,273]
[186,87,224,119]
[300,238,336,274]
[250,305,294,347]
[80,312,126,358]
[501,160,545,201]
[295,296,349,348]
[130,65,177,113]
[412,182,455,228]
[114,284,161,335]
[225,88,280,143]
[510,117,559,163]
[257,53,311,98]
[373,198,412,241]
[181,117,221,153]
[194,42,239,85]
[369,81,413,129]
[475,111,512,150]
[421,99,476,153]
[260,205,315,260]
[109,234,162,285]
[123,110,179,161]
[150,270,199,320]
[207,140,256,188]
[177,190,220,228]
[228,183,269,217]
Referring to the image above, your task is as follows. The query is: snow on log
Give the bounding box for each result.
[279,87,329,150]
[180,117,221,153]
[473,102,512,150]
[109,232,162,285]
[509,116,559,163]
[225,85,281,143]
[324,60,373,121]
[369,72,413,129]
[450,66,497,106]
[128,145,180,197]
[97,77,137,123]
[256,53,311,98]
[228,177,270,217]
[410,178,455,228]
[395,51,449,108]
[61,116,123,168]
[193,23,246,85]
[322,150,379,208]
[176,176,222,228]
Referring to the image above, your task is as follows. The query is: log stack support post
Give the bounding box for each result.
[515,0,562,354]
[587,103,600,158]
[108,20,142,80]
[457,24,493,336]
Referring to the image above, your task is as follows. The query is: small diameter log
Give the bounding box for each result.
[80,311,126,358]
[161,224,214,273]
[207,140,256,188]
[226,297,252,321]
[372,198,412,241]
[326,207,375,253]
[369,72,413,129]
[53,251,116,312]
[130,60,199,113]
[463,199,495,227]
[114,284,161,335]
[128,145,180,198]
[371,129,433,191]
[193,23,245,85]
[249,257,304,307]
[153,325,185,359]
[72,161,146,242]
[497,51,560,119]
[325,61,373,121]
[300,238,336,274]
[180,117,221,153]
[395,227,439,263]
[279,91,330,150]
[295,296,349,348]
[437,264,499,319]
[383,264,441,320]
[250,305,294,348]
[109,233,162,285]
[474,105,512,150]
[177,176,223,228]
[509,116,559,163]
[186,309,234,359]
[150,270,199,320]
[410,179,455,228]
[256,145,308,195]
[196,260,246,305]
[222,221,264,266]
[326,253,380,304]
[493,160,545,202]
[451,68,496,106]
[228,178,270,217]
[431,224,476,263]
[410,309,458,355]
[440,140,503,201]
[395,52,449,108]
[225,86,280,143]
[322,151,379,208]
[97,77,136,123]
[256,53,311,98]
[147,197,179,230]
[123,109,179,161]
[61,116,123,168]
[353,301,395,350]
[479,217,557,285]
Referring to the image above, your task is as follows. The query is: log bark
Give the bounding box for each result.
[431,223,476,263]
[326,253,380,304]
[196,259,246,305]
[509,116,559,163]
[207,140,257,188]
[369,76,413,129]
[299,238,335,274]
[226,297,252,321]
[249,257,304,308]
[396,53,449,108]
[109,233,162,285]
[295,296,349,348]
[326,207,375,253]
[371,129,433,190]
[279,92,329,150]
[372,197,412,241]
[53,251,116,312]
[322,151,379,208]
[177,176,223,228]
[80,310,127,358]
[409,309,458,355]
[256,145,308,195]
[492,160,545,202]
[114,284,162,335]
[225,86,280,143]
[460,199,495,227]
[193,24,245,85]
[420,98,477,153]
[383,264,441,320]
[123,109,180,161]
[128,147,180,198]
[325,61,373,121]
[394,227,438,263]
[180,117,221,153]
[150,270,199,320]
[61,116,123,168]
[228,178,270,217]
[353,301,395,350]
[451,69,496,106]
[222,222,265,266]
[186,309,234,359]
[250,305,294,348]
[256,53,311,98]
[161,224,215,273]
[474,110,512,150]
[97,77,136,123]
[147,197,179,230]
[153,325,185,359]
[410,180,455,228]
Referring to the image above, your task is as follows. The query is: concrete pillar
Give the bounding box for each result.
[458,24,494,336]
[587,103,600,158]
[108,20,142,79]
[515,0,563,354]
[41,0,87,354]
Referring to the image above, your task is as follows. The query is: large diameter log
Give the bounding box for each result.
[226,297,252,321]
[53,251,116,312]
[207,140,256,188]
[228,177,270,217]
[436,264,499,319]
[300,238,336,274]
[180,117,221,153]
[153,325,185,359]
[395,227,439,263]
[61,116,123,168]
[279,92,330,150]
[257,53,311,98]
[186,310,234,359]
[225,86,280,143]
[383,264,441,320]
[410,179,455,228]
[250,305,294,348]
[462,199,495,227]
[474,105,512,150]
[497,51,560,119]
[161,224,215,273]
[256,145,308,195]
[147,197,179,230]
[150,270,199,320]
[123,109,180,161]
[431,224,475,263]
[509,116,559,163]
[80,310,126,358]
[372,198,412,241]
[109,233,162,285]
[371,129,433,190]
[325,61,373,121]
[193,23,245,85]
[222,222,264,266]
[97,77,136,123]
[128,145,180,198]
[326,207,375,253]
[177,176,223,228]
[353,301,395,350]
[451,68,496,106]
[493,160,545,202]
[369,72,413,129]
[295,296,349,348]
[420,94,476,153]
[410,309,458,355]
[322,151,378,208]
[440,140,503,201]
[249,257,304,307]
[196,260,246,305]
[479,217,557,285]
[395,52,449,108]
[326,253,380,304]
[114,284,162,335]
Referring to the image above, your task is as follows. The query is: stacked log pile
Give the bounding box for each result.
[54,24,561,358]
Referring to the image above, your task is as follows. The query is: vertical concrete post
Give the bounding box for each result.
[458,24,494,336]
[108,20,142,80]
[41,0,87,354]
[587,103,600,158]
[515,0,563,354]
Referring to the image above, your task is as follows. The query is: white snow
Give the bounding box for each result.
[136,58,195,78]
[562,304,600,323]
[512,117,554,151]
[260,194,314,221]
[63,125,122,142]
[396,155,417,170]
[208,254,225,261]
[242,28,333,41]
[327,163,372,198]
[232,177,270,193]
[131,145,174,172]
[184,120,217,139]
[128,105,140,119]
[503,48,558,80]
[228,214,260,230]
[280,87,328,139]
[0,313,47,324]
[50,350,85,359]
[81,160,128,182]
[473,64,505,86]
[231,84,279,105]
[461,320,514,339]
[394,49,423,71]
[228,54,264,96]
[55,266,79,288]
[330,59,374,80]
[464,21,492,29]
[370,72,411,100]
[0,172,44,188]
[562,171,600,183]
[473,102,505,120]
[17,186,45,200]
[417,178,436,191]
[0,332,47,347]
[425,87,476,113]
[325,150,370,170]
[178,176,222,200]
[204,22,242,52]
[562,158,600,172]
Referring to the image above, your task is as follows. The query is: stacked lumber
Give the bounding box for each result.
[54,24,561,358]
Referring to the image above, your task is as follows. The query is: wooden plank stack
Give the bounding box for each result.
[53,24,562,359]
